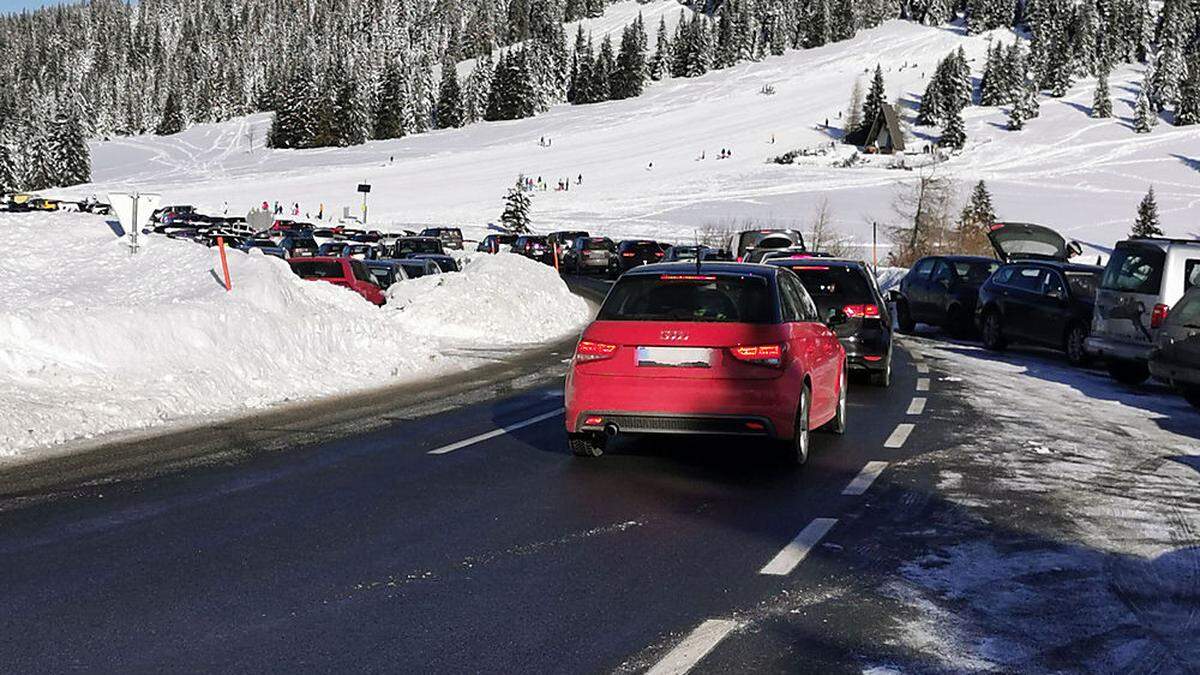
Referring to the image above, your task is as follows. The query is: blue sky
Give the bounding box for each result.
[0,0,72,12]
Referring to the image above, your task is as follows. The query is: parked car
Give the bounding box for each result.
[238,238,289,259]
[317,242,350,257]
[616,240,665,272]
[396,259,442,279]
[152,205,195,223]
[419,227,465,251]
[547,230,590,251]
[341,242,386,260]
[280,235,319,257]
[1087,237,1200,384]
[1149,285,1200,407]
[410,253,460,273]
[363,260,411,290]
[892,256,1000,337]
[287,257,386,306]
[477,233,518,253]
[393,236,446,258]
[977,261,1103,365]
[564,262,847,462]
[663,245,718,263]
[728,229,806,262]
[768,258,893,386]
[512,235,556,265]
[564,237,618,275]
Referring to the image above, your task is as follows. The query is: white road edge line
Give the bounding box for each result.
[759,518,838,576]
[842,461,888,496]
[428,408,565,455]
[907,398,927,415]
[884,424,915,449]
[916,363,930,374]
[916,377,931,392]
[645,619,741,675]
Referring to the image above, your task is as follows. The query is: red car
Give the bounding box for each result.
[565,263,847,463]
[288,257,386,306]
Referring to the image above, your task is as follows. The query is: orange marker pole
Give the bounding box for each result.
[217,236,232,291]
[553,244,560,272]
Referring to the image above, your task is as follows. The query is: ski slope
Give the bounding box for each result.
[72,14,1200,257]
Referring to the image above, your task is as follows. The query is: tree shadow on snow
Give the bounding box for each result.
[1171,153,1200,173]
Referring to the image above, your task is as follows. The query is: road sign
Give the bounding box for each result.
[357,184,371,193]
[108,192,161,254]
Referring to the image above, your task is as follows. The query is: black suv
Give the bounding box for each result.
[512,235,555,265]
[419,227,464,250]
[616,240,665,272]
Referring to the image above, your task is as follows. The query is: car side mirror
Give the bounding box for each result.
[1067,241,1083,258]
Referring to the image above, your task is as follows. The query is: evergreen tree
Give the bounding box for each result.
[1091,69,1113,118]
[1174,60,1200,126]
[960,180,997,229]
[156,88,185,136]
[46,106,91,187]
[611,22,647,100]
[462,55,495,125]
[714,3,737,68]
[329,78,368,147]
[0,130,13,192]
[845,78,864,133]
[486,50,537,121]
[501,175,533,232]
[649,16,672,80]
[1133,88,1156,132]
[938,108,966,149]
[830,0,856,41]
[374,59,409,140]
[979,42,1005,106]
[435,62,464,129]
[1148,44,1185,111]
[592,35,615,101]
[861,64,886,131]
[1131,186,1163,237]
[268,63,319,148]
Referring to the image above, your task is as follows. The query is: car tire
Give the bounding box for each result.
[1064,323,1090,367]
[1107,360,1150,386]
[869,355,892,387]
[568,432,606,458]
[782,386,812,465]
[822,367,848,434]
[981,311,1006,351]
[896,300,916,334]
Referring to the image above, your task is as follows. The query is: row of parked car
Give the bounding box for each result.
[1,192,111,214]
[146,206,472,306]
[889,222,1200,407]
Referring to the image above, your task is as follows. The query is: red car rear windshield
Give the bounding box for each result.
[290,261,345,279]
[598,275,774,323]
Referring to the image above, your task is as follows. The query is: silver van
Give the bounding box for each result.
[1086,238,1200,384]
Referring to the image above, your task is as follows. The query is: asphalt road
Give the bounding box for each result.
[0,277,983,673]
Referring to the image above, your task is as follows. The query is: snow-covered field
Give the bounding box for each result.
[0,213,589,460]
[57,12,1200,258]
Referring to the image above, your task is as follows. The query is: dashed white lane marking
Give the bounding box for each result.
[884,424,916,449]
[916,363,930,374]
[645,619,741,675]
[907,398,927,415]
[910,351,924,361]
[759,518,838,576]
[916,377,931,392]
[842,462,888,496]
[427,408,564,455]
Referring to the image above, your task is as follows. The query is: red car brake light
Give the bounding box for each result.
[576,339,618,363]
[1151,303,1170,329]
[730,344,785,368]
[621,252,636,257]
[843,304,881,318]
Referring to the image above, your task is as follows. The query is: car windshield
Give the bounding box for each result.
[1169,291,1200,328]
[953,261,1000,283]
[1102,245,1165,294]
[396,239,442,254]
[780,265,873,316]
[621,242,660,254]
[598,274,774,323]
[1065,271,1100,298]
[290,261,344,278]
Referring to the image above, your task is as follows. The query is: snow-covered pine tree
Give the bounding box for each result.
[941,47,973,112]
[1091,68,1113,118]
[1131,186,1163,237]
[585,0,606,19]
[649,16,672,80]
[501,175,533,232]
[830,0,856,41]
[268,63,319,148]
[979,42,1004,106]
[804,0,832,48]
[564,0,587,22]
[330,78,369,147]
[435,60,465,129]
[50,106,91,187]
[593,35,615,101]
[714,2,737,68]
[1148,44,1186,112]
[1024,80,1042,118]
[374,59,409,140]
[960,180,997,228]
[612,22,648,100]
[156,87,185,136]
[1175,60,1200,126]
[917,69,944,126]
[0,129,14,192]
[939,108,966,149]
[1133,88,1156,132]
[861,64,886,131]
[845,78,864,132]
[462,55,495,125]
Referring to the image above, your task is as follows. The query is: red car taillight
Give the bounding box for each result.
[730,344,785,368]
[1151,303,1170,329]
[575,339,618,363]
[622,252,635,257]
[843,304,881,319]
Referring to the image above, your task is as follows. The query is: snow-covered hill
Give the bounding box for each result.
[73,18,1200,254]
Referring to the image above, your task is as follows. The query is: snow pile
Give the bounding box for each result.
[874,266,908,292]
[0,214,590,459]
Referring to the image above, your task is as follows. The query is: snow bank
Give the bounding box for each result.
[874,266,908,292]
[0,214,590,459]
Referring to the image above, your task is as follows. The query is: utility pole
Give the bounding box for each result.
[872,221,878,271]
